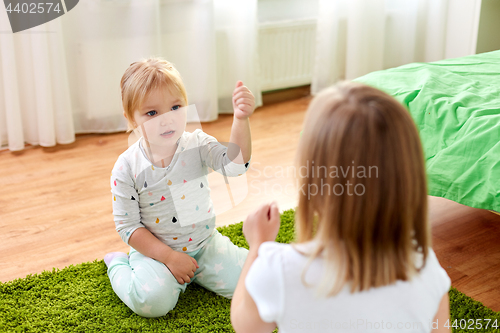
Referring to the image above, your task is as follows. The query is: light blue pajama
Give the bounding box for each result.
[107,229,248,317]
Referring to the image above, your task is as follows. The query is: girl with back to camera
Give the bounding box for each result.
[231,81,451,333]
[105,58,255,317]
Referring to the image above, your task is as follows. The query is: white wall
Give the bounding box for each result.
[445,0,482,59]
[258,0,318,22]
[476,0,500,53]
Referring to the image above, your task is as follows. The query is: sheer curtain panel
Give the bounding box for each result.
[0,0,261,151]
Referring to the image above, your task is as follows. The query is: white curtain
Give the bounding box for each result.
[0,15,75,151]
[215,0,262,113]
[0,0,261,151]
[311,0,480,94]
[1,0,480,151]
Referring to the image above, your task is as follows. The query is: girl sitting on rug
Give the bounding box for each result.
[105,57,253,317]
[231,81,451,333]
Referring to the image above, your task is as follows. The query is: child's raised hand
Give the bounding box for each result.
[232,81,255,120]
[243,201,280,249]
[164,251,199,284]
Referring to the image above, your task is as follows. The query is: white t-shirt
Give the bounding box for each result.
[246,241,451,333]
[110,129,250,252]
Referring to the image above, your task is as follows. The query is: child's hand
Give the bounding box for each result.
[164,251,199,284]
[243,201,280,249]
[232,81,255,120]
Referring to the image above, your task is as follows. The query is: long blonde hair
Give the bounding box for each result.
[120,57,188,132]
[295,81,429,296]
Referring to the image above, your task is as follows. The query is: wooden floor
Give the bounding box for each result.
[1,96,500,312]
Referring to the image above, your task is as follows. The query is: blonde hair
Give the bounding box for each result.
[295,81,429,296]
[120,57,188,132]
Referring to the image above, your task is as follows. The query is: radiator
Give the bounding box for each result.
[258,18,317,92]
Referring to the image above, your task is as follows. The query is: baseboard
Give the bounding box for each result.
[262,85,311,105]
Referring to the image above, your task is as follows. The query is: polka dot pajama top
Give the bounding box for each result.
[110,129,251,253]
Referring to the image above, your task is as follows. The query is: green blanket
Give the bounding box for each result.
[355,50,500,212]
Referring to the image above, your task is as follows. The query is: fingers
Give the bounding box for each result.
[233,86,252,97]
[270,202,280,225]
[257,203,270,215]
[235,80,244,88]
[249,203,269,223]
[177,272,194,285]
[233,90,253,99]
[270,201,279,218]
[245,202,276,226]
[191,257,199,269]
[257,201,279,222]
[234,98,254,107]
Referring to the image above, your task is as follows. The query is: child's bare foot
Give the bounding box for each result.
[104,252,128,267]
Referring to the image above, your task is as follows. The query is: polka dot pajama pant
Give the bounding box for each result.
[106,229,248,317]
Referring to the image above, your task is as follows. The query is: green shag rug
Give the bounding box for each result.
[1,209,499,332]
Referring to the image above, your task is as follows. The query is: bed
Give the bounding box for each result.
[354,50,500,212]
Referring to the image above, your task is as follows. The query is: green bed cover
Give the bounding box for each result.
[355,50,500,212]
